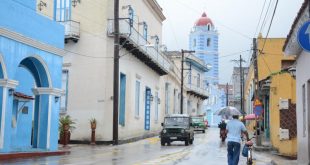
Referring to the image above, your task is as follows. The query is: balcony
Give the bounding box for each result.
[107,19,170,76]
[186,83,209,100]
[60,20,80,43]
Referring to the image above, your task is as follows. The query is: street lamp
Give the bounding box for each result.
[181,49,195,114]
[288,66,296,78]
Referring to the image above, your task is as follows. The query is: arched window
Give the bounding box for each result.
[207,38,211,47]
[207,24,210,31]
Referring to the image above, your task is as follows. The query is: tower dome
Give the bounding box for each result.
[195,12,213,26]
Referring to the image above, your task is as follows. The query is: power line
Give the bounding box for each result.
[219,50,251,59]
[253,0,267,37]
[259,0,274,35]
[261,0,279,52]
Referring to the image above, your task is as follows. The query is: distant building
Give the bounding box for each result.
[189,12,219,85]
[218,84,234,107]
[188,12,223,125]
[165,51,209,116]
[230,67,249,111]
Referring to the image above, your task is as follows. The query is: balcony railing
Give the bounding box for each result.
[60,20,80,43]
[107,19,170,75]
[186,83,209,100]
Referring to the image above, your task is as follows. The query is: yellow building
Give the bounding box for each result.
[244,36,296,156]
[269,72,297,157]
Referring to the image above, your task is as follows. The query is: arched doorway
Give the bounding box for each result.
[12,56,51,150]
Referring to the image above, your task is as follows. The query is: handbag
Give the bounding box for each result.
[242,144,249,157]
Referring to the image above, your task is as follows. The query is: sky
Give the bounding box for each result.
[157,0,304,84]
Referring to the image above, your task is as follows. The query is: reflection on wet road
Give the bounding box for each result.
[0,128,296,165]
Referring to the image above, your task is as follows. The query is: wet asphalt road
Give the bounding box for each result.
[0,128,296,165]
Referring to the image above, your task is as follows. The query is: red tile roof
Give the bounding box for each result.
[13,92,34,100]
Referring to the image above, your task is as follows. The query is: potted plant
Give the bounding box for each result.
[59,115,76,146]
[90,118,97,144]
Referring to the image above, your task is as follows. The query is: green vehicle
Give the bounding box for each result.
[160,114,194,146]
[191,116,206,133]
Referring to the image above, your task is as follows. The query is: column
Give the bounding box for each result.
[32,87,63,151]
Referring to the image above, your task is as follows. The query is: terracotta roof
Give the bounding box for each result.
[195,12,213,26]
[13,92,34,100]
[283,0,308,51]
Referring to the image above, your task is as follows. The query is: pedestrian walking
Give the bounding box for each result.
[226,115,249,165]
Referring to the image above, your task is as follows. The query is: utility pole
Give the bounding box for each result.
[231,56,245,116]
[181,50,195,114]
[113,0,119,145]
[253,38,262,146]
[239,55,244,121]
[226,83,229,106]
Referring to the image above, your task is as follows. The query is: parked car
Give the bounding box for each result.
[160,114,194,146]
[191,116,206,133]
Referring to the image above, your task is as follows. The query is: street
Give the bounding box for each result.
[0,128,296,165]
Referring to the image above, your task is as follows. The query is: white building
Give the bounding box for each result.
[283,0,309,164]
[164,51,209,116]
[61,0,177,142]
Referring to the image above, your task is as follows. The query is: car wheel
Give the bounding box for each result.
[202,130,205,133]
[185,140,189,146]
[167,141,171,146]
[161,140,165,146]
[189,139,193,144]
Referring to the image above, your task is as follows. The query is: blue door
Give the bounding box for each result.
[119,73,126,126]
[145,87,151,130]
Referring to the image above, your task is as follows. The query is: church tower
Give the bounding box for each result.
[189,12,219,84]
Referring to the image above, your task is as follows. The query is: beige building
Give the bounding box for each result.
[164,51,209,116]
[56,0,209,143]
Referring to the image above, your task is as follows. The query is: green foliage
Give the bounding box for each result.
[59,115,76,135]
[89,118,97,124]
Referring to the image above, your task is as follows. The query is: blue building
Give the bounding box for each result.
[0,0,64,152]
[205,85,226,126]
[189,12,219,85]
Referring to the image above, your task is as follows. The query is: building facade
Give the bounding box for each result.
[231,67,249,111]
[165,51,209,116]
[244,36,296,156]
[0,0,64,152]
[189,12,219,85]
[60,0,171,142]
[283,0,310,163]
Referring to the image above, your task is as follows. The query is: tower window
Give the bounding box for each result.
[193,39,196,47]
[207,38,211,47]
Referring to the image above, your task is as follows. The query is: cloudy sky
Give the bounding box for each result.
[157,0,304,84]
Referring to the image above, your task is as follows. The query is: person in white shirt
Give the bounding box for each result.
[226,115,249,165]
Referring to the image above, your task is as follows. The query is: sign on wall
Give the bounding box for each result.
[298,20,310,52]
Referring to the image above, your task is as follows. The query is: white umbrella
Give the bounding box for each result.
[214,106,242,117]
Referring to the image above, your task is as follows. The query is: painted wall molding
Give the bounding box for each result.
[0,28,65,57]
[32,87,64,96]
[0,79,19,88]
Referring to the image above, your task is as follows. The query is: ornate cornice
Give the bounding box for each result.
[0,79,19,88]
[0,28,65,57]
[32,87,64,96]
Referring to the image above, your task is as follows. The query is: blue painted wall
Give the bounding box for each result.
[0,0,64,152]
[189,26,219,85]
[0,0,64,49]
